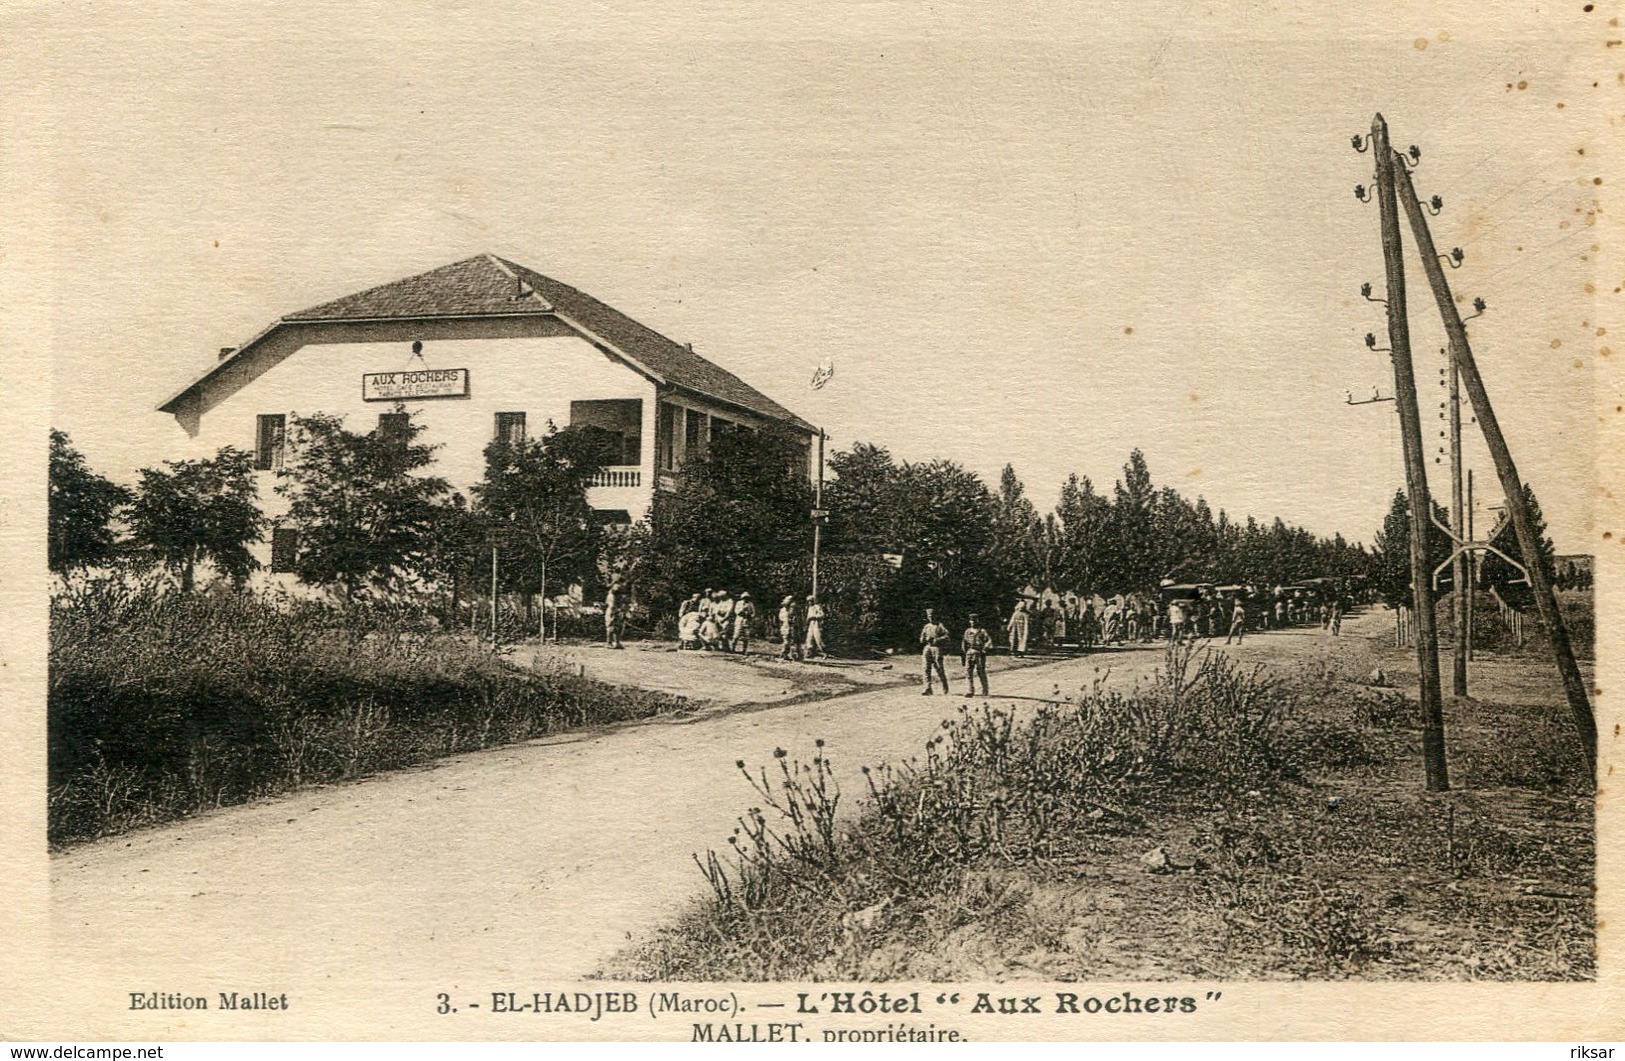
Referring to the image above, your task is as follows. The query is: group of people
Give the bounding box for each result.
[673,588,829,660]
[675,588,760,653]
[919,608,994,697]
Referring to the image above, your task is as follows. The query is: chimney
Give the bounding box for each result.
[219,347,237,361]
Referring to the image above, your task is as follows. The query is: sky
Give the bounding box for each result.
[10,1,1616,553]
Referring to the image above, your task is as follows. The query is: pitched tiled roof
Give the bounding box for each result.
[284,255,558,320]
[491,257,813,431]
[209,253,813,430]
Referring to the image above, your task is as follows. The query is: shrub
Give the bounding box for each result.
[48,583,685,844]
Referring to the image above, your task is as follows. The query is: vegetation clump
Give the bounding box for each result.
[48,580,686,845]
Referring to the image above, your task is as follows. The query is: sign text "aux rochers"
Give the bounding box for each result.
[362,368,470,401]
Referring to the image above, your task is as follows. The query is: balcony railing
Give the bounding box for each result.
[590,466,642,489]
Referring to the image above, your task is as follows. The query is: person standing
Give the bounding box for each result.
[713,590,736,652]
[1006,600,1030,657]
[1168,596,1190,646]
[1329,597,1344,637]
[731,591,756,653]
[804,595,827,658]
[1080,602,1098,652]
[603,582,625,649]
[961,613,992,697]
[778,595,803,661]
[1225,596,1247,645]
[919,608,950,695]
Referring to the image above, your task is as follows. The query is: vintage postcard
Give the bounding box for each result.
[1,0,1620,1044]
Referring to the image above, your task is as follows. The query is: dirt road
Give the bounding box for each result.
[47,619,1368,1037]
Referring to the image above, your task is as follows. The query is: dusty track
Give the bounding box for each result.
[47,618,1369,1036]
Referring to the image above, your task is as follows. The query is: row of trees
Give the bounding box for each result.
[49,413,609,611]
[62,409,1563,648]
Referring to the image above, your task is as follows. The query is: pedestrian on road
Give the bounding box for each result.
[1329,598,1344,637]
[1007,600,1030,657]
[919,608,950,695]
[1225,597,1246,645]
[1168,597,1190,646]
[1080,602,1098,651]
[961,613,992,697]
[804,595,827,658]
[603,582,625,649]
[713,590,736,652]
[778,595,803,661]
[732,592,756,653]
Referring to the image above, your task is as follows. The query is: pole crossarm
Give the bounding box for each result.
[1431,542,1526,588]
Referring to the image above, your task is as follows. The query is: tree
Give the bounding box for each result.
[1107,449,1158,593]
[48,430,129,572]
[1371,488,1452,608]
[1053,472,1110,594]
[127,447,265,591]
[991,464,1044,596]
[1479,482,1556,601]
[644,424,814,616]
[471,423,604,636]
[277,409,450,601]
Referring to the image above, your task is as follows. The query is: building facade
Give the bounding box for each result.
[159,254,817,571]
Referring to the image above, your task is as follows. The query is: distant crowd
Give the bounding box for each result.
[672,588,829,660]
[603,583,1352,675]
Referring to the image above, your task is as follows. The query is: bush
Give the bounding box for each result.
[632,644,1295,979]
[48,581,686,844]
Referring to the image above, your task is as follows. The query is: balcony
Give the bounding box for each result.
[590,466,642,489]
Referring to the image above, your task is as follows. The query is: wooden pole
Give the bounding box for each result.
[1449,350,1468,696]
[1372,114,1450,791]
[1466,469,1475,662]
[490,544,499,645]
[1393,155,1597,774]
[811,428,825,600]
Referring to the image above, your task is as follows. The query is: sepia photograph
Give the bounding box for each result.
[2,0,1620,1044]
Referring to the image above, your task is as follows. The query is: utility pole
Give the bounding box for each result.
[1371,113,1450,791]
[1394,157,1598,775]
[1466,469,1475,661]
[490,542,500,646]
[1448,351,1468,696]
[810,428,827,601]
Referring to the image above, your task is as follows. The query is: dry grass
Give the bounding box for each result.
[610,622,1594,982]
[49,577,688,845]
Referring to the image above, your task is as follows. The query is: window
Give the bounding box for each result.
[569,399,642,465]
[377,412,410,447]
[271,528,300,573]
[254,414,286,471]
[494,411,527,446]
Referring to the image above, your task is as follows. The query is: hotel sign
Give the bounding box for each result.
[362,368,470,401]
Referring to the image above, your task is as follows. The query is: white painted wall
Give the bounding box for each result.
[175,333,659,527]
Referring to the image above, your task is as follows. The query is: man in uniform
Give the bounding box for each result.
[919,608,950,695]
[1167,596,1190,646]
[731,591,756,653]
[961,613,992,697]
[1225,596,1247,645]
[778,595,803,661]
[804,595,827,658]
